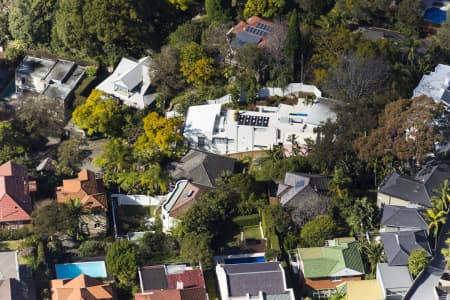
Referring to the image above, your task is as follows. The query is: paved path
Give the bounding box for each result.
[405,210,450,300]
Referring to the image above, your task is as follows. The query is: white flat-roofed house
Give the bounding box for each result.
[413,64,450,107]
[184,98,336,155]
[96,56,156,109]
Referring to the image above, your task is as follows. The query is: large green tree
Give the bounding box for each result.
[205,0,228,22]
[106,240,138,288]
[31,201,79,239]
[300,215,337,247]
[9,0,56,46]
[243,0,285,19]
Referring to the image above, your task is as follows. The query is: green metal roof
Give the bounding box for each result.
[298,239,364,278]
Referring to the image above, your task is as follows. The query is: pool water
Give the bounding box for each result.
[55,261,107,279]
[224,256,266,264]
[424,7,447,24]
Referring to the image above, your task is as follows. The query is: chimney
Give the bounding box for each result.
[176,281,184,290]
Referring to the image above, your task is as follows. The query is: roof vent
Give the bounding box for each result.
[176,281,184,290]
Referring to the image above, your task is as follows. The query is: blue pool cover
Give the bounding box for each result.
[55,261,107,279]
[224,256,266,264]
[424,7,447,24]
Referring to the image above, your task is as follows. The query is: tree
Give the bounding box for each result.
[328,168,351,200]
[361,240,385,275]
[205,0,228,22]
[116,166,168,195]
[243,0,285,19]
[180,232,213,270]
[431,179,450,212]
[202,21,231,59]
[134,112,184,158]
[408,248,430,277]
[9,0,56,46]
[426,207,446,238]
[77,240,109,257]
[284,10,301,80]
[356,97,446,166]
[169,21,204,49]
[395,0,425,37]
[57,135,86,176]
[345,197,378,236]
[0,121,28,165]
[437,17,450,52]
[324,54,391,103]
[31,201,79,239]
[300,215,337,247]
[179,42,215,87]
[93,138,133,186]
[72,89,123,137]
[297,0,334,21]
[106,240,138,288]
[151,45,184,98]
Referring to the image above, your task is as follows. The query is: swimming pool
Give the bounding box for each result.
[55,261,107,279]
[224,256,266,264]
[424,7,447,24]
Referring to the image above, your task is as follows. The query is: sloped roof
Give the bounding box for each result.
[134,287,207,300]
[166,269,205,289]
[222,262,286,297]
[51,274,115,300]
[298,238,364,278]
[380,230,431,266]
[56,170,108,211]
[277,172,330,206]
[381,205,428,230]
[376,263,412,290]
[140,266,167,291]
[169,150,236,188]
[0,161,32,223]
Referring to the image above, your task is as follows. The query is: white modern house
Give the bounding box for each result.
[183,96,336,155]
[413,64,450,107]
[96,56,156,109]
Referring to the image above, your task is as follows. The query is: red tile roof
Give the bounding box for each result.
[166,269,206,289]
[229,16,276,49]
[134,287,206,300]
[0,161,32,223]
[51,274,117,300]
[56,170,108,211]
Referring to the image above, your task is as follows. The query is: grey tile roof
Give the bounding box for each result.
[140,266,167,291]
[377,263,413,290]
[169,150,236,188]
[381,205,428,230]
[223,262,286,297]
[277,172,330,205]
[381,230,431,266]
[379,162,450,208]
[0,252,19,280]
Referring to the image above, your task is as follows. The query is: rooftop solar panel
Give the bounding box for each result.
[236,32,261,45]
[237,114,270,127]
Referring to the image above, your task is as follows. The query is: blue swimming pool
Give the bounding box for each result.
[55,261,107,279]
[424,7,447,24]
[224,256,266,264]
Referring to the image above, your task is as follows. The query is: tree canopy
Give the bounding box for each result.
[106,240,138,288]
[300,215,337,247]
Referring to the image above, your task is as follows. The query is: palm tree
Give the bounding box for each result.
[426,208,447,238]
[431,179,450,212]
[361,240,386,275]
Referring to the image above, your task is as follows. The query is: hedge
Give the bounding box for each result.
[233,214,259,228]
[260,207,280,251]
[0,226,32,241]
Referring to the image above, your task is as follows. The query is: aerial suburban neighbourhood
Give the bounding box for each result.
[2,1,450,300]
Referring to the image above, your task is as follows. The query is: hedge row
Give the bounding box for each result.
[260,208,280,251]
[0,226,32,241]
[232,214,259,228]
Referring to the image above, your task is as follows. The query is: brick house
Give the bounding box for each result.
[0,161,35,228]
[290,237,365,299]
[56,170,108,236]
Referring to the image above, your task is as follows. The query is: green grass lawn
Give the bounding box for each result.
[0,239,21,251]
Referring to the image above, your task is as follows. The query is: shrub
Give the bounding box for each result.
[0,226,32,241]
[77,240,109,257]
[300,215,337,247]
[265,248,280,261]
[409,248,430,277]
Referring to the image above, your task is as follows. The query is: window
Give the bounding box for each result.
[330,276,341,282]
[197,136,206,147]
[94,222,101,228]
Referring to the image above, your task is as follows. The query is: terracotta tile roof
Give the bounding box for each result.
[0,161,32,224]
[134,287,206,300]
[56,170,108,211]
[166,269,206,289]
[229,16,276,49]
[51,274,116,300]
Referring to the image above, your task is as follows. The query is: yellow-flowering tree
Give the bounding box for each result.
[134,112,185,158]
[168,0,192,11]
[72,89,123,137]
[180,42,215,87]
